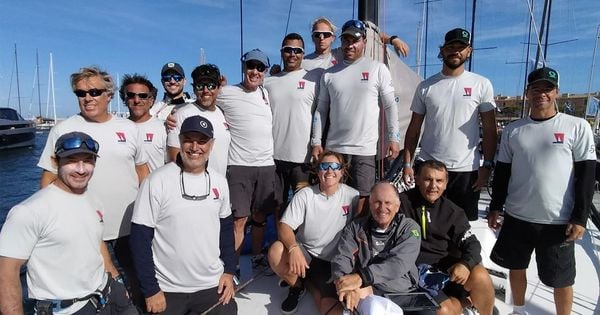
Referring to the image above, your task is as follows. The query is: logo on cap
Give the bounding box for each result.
[167,63,176,68]
[548,71,557,79]
[200,121,208,128]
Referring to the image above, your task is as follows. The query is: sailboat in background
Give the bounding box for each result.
[35,53,58,130]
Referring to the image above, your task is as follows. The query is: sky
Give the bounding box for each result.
[0,0,599,118]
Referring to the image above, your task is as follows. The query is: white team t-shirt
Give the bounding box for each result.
[137,117,167,172]
[498,113,596,224]
[131,163,231,292]
[411,71,496,171]
[280,184,359,260]
[264,69,318,163]
[38,114,147,240]
[167,104,231,176]
[0,185,107,313]
[150,96,195,122]
[312,56,399,156]
[302,48,343,71]
[216,84,274,166]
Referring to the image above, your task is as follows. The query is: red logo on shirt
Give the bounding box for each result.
[361,72,369,81]
[145,133,154,142]
[553,132,564,144]
[331,60,338,65]
[463,87,472,96]
[96,210,104,223]
[116,132,126,142]
[342,205,350,216]
[223,122,229,130]
[212,188,220,199]
[297,81,305,89]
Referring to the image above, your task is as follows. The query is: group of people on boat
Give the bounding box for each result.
[0,15,595,315]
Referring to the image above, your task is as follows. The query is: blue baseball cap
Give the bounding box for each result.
[180,115,214,139]
[241,49,270,68]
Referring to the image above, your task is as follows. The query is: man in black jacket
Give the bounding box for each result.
[400,160,494,315]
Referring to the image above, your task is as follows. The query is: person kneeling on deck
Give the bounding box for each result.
[400,160,494,315]
[268,151,359,314]
[129,115,237,315]
[330,182,422,314]
[0,132,137,315]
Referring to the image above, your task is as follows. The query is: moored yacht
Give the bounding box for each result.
[0,107,36,150]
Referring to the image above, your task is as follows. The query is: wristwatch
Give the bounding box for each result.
[482,160,495,170]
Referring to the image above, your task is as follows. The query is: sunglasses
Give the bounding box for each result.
[193,82,219,91]
[74,89,106,98]
[55,136,100,156]
[180,169,211,201]
[342,19,366,32]
[281,46,305,55]
[162,74,184,82]
[126,92,152,100]
[318,162,342,171]
[312,31,334,39]
[245,60,267,72]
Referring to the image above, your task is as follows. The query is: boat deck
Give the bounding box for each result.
[233,191,600,315]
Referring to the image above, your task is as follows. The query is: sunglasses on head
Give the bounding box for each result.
[312,31,334,39]
[74,89,106,98]
[281,46,305,55]
[342,19,365,31]
[162,74,184,82]
[318,162,342,171]
[193,82,219,91]
[245,60,267,72]
[55,136,100,156]
[126,92,152,100]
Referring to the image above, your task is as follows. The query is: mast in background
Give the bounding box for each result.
[14,44,22,114]
[36,49,42,118]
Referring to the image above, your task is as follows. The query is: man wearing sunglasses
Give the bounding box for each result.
[167,64,231,177]
[38,66,150,308]
[400,160,495,315]
[150,62,194,121]
[130,115,237,315]
[120,74,167,172]
[1,132,137,315]
[264,33,319,209]
[216,48,280,274]
[312,19,401,215]
[402,28,498,222]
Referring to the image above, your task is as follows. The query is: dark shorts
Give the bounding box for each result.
[163,287,237,315]
[490,214,575,288]
[306,256,338,299]
[446,170,480,221]
[432,281,470,305]
[341,154,376,196]
[227,165,279,218]
[275,160,311,206]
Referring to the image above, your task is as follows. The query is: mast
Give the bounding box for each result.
[589,25,600,131]
[14,44,22,114]
[358,0,378,23]
[49,53,57,122]
[468,0,477,71]
[36,49,42,118]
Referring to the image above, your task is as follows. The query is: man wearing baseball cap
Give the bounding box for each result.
[312,19,401,215]
[167,64,231,177]
[150,62,194,121]
[488,67,595,315]
[403,27,498,222]
[130,115,237,314]
[0,132,137,315]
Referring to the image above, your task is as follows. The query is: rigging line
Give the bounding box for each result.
[280,0,294,66]
[524,0,546,67]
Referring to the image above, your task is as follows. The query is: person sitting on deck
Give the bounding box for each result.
[267,151,359,314]
[400,160,495,315]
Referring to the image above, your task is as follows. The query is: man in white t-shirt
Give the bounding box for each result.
[38,66,150,308]
[0,132,136,315]
[312,19,401,215]
[130,115,237,315]
[488,67,596,315]
[120,73,167,171]
[167,64,231,176]
[150,62,194,121]
[216,49,279,272]
[403,28,498,221]
[264,33,319,207]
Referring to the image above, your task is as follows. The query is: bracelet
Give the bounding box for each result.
[114,275,124,284]
[403,163,412,168]
[287,244,299,254]
[389,35,399,44]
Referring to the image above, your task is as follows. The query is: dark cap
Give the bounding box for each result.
[161,62,185,77]
[180,115,214,138]
[527,67,559,88]
[341,19,366,38]
[444,28,471,46]
[55,132,100,158]
[191,64,221,85]
[241,49,270,68]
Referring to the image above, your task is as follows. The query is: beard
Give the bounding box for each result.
[442,55,468,70]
